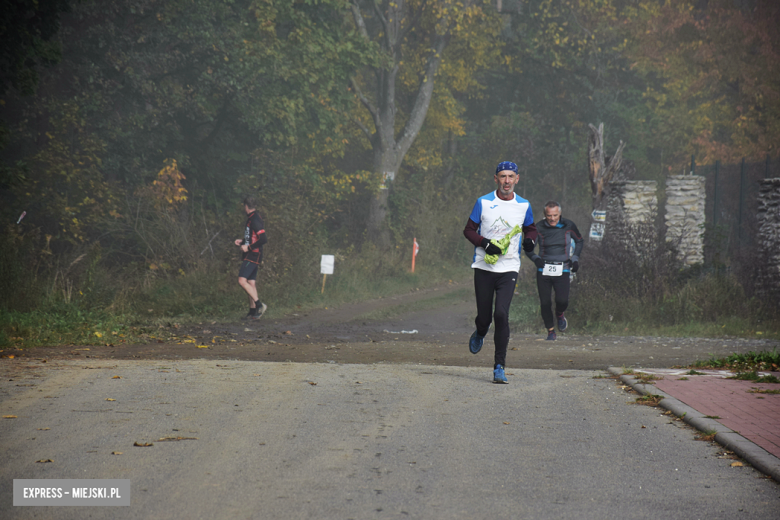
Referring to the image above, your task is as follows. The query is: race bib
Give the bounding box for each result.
[542,261,563,277]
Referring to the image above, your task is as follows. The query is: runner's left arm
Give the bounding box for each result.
[570,222,584,264]
[246,213,268,249]
[520,204,538,258]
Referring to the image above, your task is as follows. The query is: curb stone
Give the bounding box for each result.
[607,367,780,482]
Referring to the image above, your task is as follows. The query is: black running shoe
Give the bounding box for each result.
[250,303,268,320]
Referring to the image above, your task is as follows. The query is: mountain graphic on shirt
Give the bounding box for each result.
[486,216,513,236]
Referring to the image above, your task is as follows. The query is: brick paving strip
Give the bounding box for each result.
[608,367,780,482]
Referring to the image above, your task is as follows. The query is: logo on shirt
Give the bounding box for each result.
[486,216,513,237]
[490,205,498,209]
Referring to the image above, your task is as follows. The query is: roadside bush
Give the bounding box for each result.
[509,216,780,337]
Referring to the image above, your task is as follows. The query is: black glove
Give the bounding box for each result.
[534,257,545,269]
[522,238,535,253]
[481,238,502,256]
[571,261,579,273]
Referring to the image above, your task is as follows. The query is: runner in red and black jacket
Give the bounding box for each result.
[234,196,268,320]
[524,201,583,340]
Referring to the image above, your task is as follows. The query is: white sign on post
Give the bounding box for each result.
[320,255,335,275]
[591,210,606,222]
[589,223,605,241]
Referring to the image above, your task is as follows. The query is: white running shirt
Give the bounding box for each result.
[469,191,534,273]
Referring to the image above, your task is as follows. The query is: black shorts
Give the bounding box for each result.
[238,254,262,281]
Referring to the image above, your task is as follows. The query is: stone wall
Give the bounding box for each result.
[665,175,706,266]
[756,178,780,303]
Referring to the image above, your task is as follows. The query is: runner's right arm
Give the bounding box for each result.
[463,219,486,248]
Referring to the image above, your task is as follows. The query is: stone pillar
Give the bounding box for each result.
[665,175,706,266]
[756,178,780,302]
[607,180,658,253]
[609,181,658,223]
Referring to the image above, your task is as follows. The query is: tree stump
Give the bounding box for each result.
[587,123,626,241]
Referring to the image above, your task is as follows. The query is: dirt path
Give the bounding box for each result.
[6,281,778,370]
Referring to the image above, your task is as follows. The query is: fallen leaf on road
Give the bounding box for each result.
[112,376,121,379]
[197,345,209,348]
[284,331,292,335]
[503,422,510,425]
[309,382,317,385]
[105,398,116,401]
[37,428,50,430]
[134,442,153,447]
[75,348,90,351]
[5,355,14,359]
[112,452,123,455]
[157,436,198,442]
[641,425,646,428]
[731,462,743,467]
[36,459,53,463]
[3,415,17,419]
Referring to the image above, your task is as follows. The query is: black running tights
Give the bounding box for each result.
[474,269,518,368]
[536,271,570,330]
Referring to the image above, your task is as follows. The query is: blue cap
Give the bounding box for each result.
[495,161,518,174]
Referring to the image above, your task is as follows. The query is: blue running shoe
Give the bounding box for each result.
[493,364,508,384]
[557,314,567,332]
[469,330,485,354]
[546,329,557,341]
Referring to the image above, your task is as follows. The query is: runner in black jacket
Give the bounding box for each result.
[234,196,268,320]
[524,201,583,340]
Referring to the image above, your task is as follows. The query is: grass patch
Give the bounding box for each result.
[0,305,148,348]
[690,349,780,372]
[634,394,664,406]
[686,369,706,375]
[728,371,780,384]
[635,372,664,382]
[694,429,718,442]
[747,388,780,395]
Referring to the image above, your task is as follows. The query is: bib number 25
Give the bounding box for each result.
[542,262,563,277]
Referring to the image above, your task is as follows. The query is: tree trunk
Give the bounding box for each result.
[351,1,459,243]
[587,123,626,241]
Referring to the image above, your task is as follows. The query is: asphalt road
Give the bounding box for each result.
[1,359,779,519]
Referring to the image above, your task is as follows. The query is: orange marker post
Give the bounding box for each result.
[411,238,420,273]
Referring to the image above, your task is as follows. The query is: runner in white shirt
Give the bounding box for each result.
[463,161,538,384]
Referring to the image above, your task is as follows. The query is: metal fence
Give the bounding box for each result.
[693,155,780,267]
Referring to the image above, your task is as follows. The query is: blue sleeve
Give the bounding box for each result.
[469,199,482,224]
[523,205,534,227]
